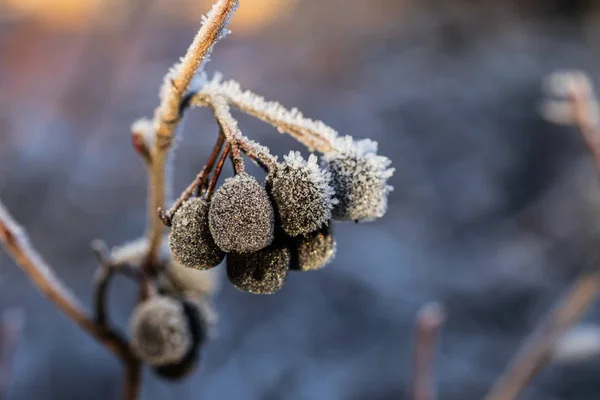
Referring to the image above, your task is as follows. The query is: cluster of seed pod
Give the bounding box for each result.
[168,135,394,295]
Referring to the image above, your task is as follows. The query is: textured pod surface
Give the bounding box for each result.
[129,296,192,367]
[322,136,394,222]
[209,173,275,253]
[226,241,290,294]
[268,151,337,237]
[169,198,225,270]
[291,224,336,271]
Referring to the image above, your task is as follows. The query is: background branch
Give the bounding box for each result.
[0,309,25,400]
[484,266,600,400]
[0,201,131,360]
[409,302,445,400]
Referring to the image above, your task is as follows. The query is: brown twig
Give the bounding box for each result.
[196,93,278,170]
[564,73,600,172]
[206,143,232,199]
[91,240,114,326]
[140,0,238,302]
[0,309,25,400]
[0,202,140,399]
[484,268,600,400]
[409,302,445,400]
[159,133,225,226]
[122,361,142,400]
[196,77,336,153]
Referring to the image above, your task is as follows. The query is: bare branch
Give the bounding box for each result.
[542,71,600,171]
[409,302,445,400]
[484,269,600,400]
[142,0,238,298]
[196,93,277,170]
[207,143,231,199]
[196,76,336,153]
[0,201,133,362]
[0,309,24,400]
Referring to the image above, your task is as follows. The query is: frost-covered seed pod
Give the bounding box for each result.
[169,198,224,270]
[209,173,275,253]
[153,298,210,380]
[226,241,290,294]
[129,296,193,367]
[290,224,336,271]
[268,151,337,237]
[322,136,394,222]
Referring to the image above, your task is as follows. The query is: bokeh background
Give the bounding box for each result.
[2,0,600,399]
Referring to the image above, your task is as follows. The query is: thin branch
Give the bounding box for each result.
[0,309,25,400]
[484,269,600,400]
[122,360,142,400]
[542,71,600,171]
[196,77,336,153]
[143,0,239,283]
[91,240,114,326]
[0,201,132,362]
[409,302,445,400]
[206,143,231,199]
[565,73,600,171]
[159,133,225,226]
[196,93,278,170]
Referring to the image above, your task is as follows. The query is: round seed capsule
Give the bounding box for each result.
[226,241,290,294]
[153,298,210,380]
[322,136,394,222]
[129,296,193,367]
[291,224,336,271]
[268,151,337,237]
[169,198,224,270]
[209,173,275,253]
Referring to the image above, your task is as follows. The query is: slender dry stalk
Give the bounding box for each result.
[409,302,445,400]
[0,202,139,399]
[485,71,600,400]
[143,0,239,285]
[195,77,337,153]
[196,93,277,169]
[0,309,24,400]
[565,73,600,171]
[484,269,600,400]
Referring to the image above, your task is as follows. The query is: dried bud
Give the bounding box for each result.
[169,198,225,270]
[323,136,394,222]
[129,296,193,367]
[290,224,336,271]
[268,151,337,236]
[226,240,290,294]
[209,173,275,253]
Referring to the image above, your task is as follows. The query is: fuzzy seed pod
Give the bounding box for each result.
[209,173,275,253]
[129,296,193,367]
[322,136,394,222]
[169,198,225,270]
[290,224,336,271]
[268,151,337,237]
[226,240,290,294]
[153,298,210,380]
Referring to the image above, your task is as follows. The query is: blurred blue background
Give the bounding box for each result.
[1,0,600,399]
